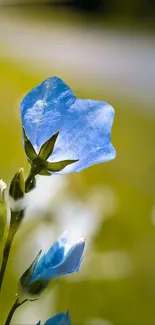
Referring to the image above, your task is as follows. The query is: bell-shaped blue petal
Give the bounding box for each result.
[30,233,85,284]
[21,77,116,174]
[32,232,67,280]
[21,77,76,151]
[34,239,85,282]
[44,312,71,325]
[37,311,71,325]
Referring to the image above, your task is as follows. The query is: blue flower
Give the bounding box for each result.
[21,77,116,174]
[20,232,85,295]
[37,311,71,325]
[31,232,85,283]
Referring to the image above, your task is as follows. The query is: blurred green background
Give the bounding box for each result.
[0,3,155,325]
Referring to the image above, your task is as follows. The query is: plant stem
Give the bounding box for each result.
[4,298,28,325]
[25,169,36,193]
[0,169,35,291]
[0,226,16,291]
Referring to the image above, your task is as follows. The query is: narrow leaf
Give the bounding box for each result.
[38,131,59,160]
[47,159,78,172]
[23,127,37,161]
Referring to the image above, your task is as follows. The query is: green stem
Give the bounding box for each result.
[25,169,36,193]
[0,169,35,291]
[0,225,17,292]
[4,298,28,325]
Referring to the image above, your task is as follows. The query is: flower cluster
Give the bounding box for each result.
[0,76,115,325]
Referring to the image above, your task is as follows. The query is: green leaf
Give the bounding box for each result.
[47,159,78,172]
[38,131,59,160]
[9,168,25,200]
[23,127,37,161]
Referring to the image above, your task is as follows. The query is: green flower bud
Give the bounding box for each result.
[19,250,48,296]
[9,168,25,200]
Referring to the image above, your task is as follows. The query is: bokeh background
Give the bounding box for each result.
[0,1,155,324]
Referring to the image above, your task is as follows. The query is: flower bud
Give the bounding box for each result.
[9,168,25,201]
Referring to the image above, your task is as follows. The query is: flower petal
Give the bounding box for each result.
[44,312,71,325]
[31,232,68,283]
[34,239,85,282]
[21,77,116,174]
[21,77,76,150]
[46,98,116,173]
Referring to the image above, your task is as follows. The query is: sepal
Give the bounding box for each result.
[47,159,78,172]
[23,127,37,161]
[38,131,59,160]
[20,250,42,291]
[19,250,48,296]
[9,168,25,200]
